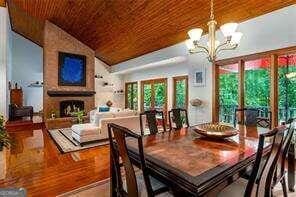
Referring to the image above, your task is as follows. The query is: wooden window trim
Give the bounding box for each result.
[173,75,188,109]
[213,45,296,127]
[216,46,296,66]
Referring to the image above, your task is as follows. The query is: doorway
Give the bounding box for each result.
[140,78,167,113]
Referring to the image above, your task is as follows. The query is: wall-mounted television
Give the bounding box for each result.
[58,52,86,86]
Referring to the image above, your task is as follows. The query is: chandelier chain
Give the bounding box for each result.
[210,0,214,20]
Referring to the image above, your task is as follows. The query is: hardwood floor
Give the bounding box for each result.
[0,124,110,196]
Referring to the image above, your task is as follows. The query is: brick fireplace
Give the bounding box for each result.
[43,21,95,120]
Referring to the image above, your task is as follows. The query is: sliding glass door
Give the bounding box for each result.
[218,63,239,123]
[278,54,296,123]
[141,78,167,112]
[244,58,271,117]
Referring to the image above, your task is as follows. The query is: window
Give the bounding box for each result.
[278,54,296,123]
[214,46,296,126]
[173,76,188,109]
[219,64,238,123]
[125,82,138,110]
[141,78,167,112]
[244,58,270,110]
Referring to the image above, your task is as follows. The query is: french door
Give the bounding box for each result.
[141,78,167,113]
[125,82,138,110]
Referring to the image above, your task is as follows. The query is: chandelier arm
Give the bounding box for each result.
[216,44,238,55]
[195,45,210,54]
[214,41,229,54]
[189,48,210,56]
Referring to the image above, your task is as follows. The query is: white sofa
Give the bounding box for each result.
[71,109,142,144]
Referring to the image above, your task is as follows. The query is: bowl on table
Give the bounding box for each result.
[192,123,239,139]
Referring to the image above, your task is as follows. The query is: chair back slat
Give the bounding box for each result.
[140,110,166,135]
[258,126,285,197]
[108,123,155,197]
[279,119,296,178]
[168,108,189,130]
[245,109,259,126]
[108,124,139,196]
[245,126,286,197]
[234,108,272,129]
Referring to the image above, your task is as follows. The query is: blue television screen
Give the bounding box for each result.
[58,52,86,86]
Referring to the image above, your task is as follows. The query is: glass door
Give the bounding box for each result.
[142,83,152,111]
[244,58,271,119]
[219,63,239,123]
[141,78,167,112]
[125,82,138,110]
[173,76,188,109]
[278,54,296,123]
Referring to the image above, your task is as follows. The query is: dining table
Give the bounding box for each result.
[121,124,295,196]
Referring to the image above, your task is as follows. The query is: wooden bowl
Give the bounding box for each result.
[192,123,239,139]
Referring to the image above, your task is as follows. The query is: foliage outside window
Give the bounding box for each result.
[141,79,167,112]
[125,82,138,110]
[219,64,238,122]
[154,82,165,109]
[173,76,188,109]
[278,55,296,122]
[244,59,270,108]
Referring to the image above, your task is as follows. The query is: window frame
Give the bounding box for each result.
[213,46,296,127]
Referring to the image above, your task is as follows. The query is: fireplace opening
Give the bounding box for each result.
[60,100,84,117]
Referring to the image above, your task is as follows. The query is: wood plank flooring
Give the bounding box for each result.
[0,124,110,196]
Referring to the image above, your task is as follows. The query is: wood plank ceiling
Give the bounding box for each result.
[0,0,6,7]
[7,0,296,65]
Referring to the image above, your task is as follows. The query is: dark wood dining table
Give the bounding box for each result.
[123,125,295,196]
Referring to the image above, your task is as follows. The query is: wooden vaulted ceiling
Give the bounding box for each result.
[7,0,296,65]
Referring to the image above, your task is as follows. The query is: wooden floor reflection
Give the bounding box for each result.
[0,125,110,197]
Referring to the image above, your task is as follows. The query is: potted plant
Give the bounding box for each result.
[0,115,11,151]
[71,110,85,124]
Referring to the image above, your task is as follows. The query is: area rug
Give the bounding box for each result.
[48,128,109,153]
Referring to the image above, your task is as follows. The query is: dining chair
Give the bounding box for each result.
[234,108,272,129]
[140,110,166,136]
[108,123,170,197]
[274,118,296,197]
[241,118,295,197]
[168,108,189,130]
[218,125,286,197]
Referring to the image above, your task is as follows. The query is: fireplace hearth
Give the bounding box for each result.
[60,100,84,117]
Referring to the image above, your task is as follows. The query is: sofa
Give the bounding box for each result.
[71,109,142,145]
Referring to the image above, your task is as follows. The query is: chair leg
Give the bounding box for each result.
[281,178,288,197]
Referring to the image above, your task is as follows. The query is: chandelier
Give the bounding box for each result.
[186,0,243,62]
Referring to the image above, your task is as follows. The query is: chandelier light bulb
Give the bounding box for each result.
[220,23,238,37]
[188,28,203,42]
[185,39,195,50]
[230,32,243,44]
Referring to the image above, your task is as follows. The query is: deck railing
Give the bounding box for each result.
[219,105,296,124]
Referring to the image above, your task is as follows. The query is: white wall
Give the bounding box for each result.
[112,5,296,125]
[11,32,43,112]
[95,58,124,108]
[0,7,11,118]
